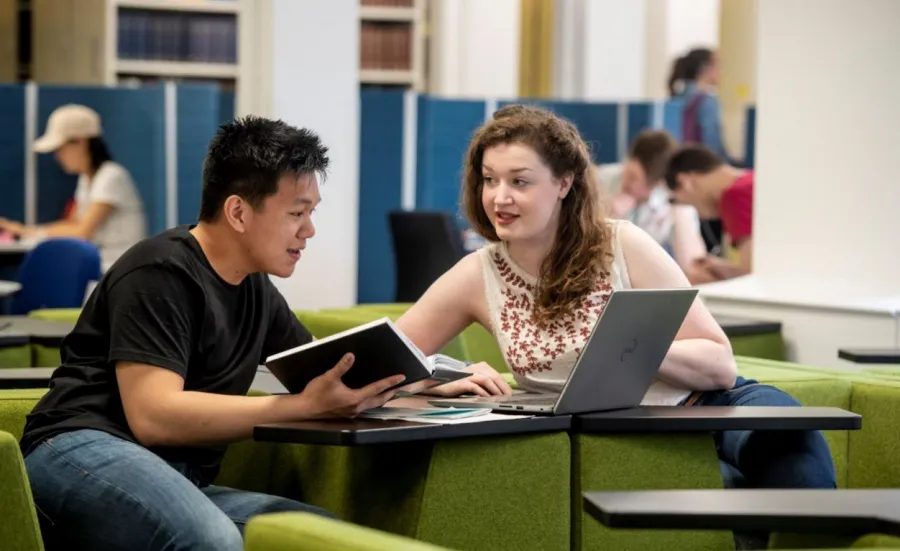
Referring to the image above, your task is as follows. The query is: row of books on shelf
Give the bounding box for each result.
[361,0,414,7]
[360,22,412,71]
[117,9,237,64]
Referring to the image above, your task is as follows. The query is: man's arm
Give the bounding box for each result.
[110,268,402,448]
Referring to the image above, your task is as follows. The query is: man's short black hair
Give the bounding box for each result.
[198,116,330,222]
[664,144,723,190]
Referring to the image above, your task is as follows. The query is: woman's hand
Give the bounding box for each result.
[0,218,27,236]
[428,362,513,397]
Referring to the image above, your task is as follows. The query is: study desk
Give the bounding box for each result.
[838,348,900,364]
[0,367,56,388]
[582,489,900,537]
[575,406,862,433]
[713,315,781,337]
[0,316,74,348]
[0,281,20,298]
[254,413,571,446]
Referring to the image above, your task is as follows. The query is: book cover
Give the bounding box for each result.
[265,317,470,395]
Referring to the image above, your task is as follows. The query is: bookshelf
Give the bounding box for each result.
[28,0,254,112]
[359,0,425,90]
[0,0,16,82]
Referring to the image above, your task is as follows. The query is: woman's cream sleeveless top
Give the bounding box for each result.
[479,220,691,406]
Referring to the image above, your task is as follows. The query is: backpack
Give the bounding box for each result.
[681,92,705,143]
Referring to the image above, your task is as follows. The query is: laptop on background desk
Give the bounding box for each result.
[429,288,698,416]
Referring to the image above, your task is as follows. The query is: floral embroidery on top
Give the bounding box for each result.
[492,251,613,376]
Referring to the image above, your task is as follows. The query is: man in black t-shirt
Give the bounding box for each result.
[20,116,405,551]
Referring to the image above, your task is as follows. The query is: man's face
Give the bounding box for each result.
[241,173,320,278]
[670,173,716,219]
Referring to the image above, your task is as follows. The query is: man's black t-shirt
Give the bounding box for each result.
[19,225,313,484]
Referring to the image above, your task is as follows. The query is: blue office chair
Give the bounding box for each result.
[9,238,101,315]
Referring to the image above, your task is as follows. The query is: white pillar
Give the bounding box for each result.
[698,0,900,367]
[263,0,360,309]
[428,0,520,98]
[753,0,900,299]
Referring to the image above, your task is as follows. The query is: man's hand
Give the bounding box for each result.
[427,362,513,397]
[695,255,746,281]
[0,218,27,236]
[298,353,407,418]
[609,193,637,219]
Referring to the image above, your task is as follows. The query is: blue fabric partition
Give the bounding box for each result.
[414,96,485,223]
[176,83,223,225]
[0,85,25,223]
[357,89,406,304]
[626,102,655,149]
[36,85,167,234]
[744,106,756,169]
[218,90,235,125]
[498,99,620,164]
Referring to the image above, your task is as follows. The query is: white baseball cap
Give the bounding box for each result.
[34,104,103,153]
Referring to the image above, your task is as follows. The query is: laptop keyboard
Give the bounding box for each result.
[472,394,559,406]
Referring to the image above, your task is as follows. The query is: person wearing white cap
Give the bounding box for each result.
[0,104,147,270]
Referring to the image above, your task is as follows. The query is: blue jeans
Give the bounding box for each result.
[25,429,334,551]
[692,377,837,490]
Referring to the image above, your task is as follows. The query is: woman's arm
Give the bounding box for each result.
[395,252,512,396]
[619,221,737,391]
[38,202,114,239]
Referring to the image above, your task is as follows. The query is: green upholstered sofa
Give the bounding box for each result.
[9,307,900,550]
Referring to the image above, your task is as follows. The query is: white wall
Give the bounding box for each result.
[581,0,647,100]
[699,0,900,366]
[664,0,720,60]
[265,0,360,309]
[428,0,520,99]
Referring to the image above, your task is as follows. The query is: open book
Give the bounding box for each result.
[265,317,472,395]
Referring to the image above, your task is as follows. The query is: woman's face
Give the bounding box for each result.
[54,139,89,174]
[480,142,572,245]
[700,53,721,86]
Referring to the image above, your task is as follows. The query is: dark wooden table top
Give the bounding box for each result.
[576,406,861,433]
[255,412,571,446]
[838,348,900,364]
[0,316,75,347]
[713,314,782,337]
[583,489,900,537]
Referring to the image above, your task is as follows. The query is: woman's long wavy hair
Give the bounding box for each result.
[462,104,614,328]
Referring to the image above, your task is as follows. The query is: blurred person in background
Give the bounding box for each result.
[609,130,718,284]
[668,47,742,167]
[665,143,754,281]
[0,104,146,270]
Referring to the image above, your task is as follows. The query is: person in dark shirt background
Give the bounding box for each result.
[20,116,406,551]
[665,143,755,281]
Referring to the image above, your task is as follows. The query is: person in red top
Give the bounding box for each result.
[665,144,753,281]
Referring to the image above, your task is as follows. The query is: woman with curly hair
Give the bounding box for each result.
[395,104,835,496]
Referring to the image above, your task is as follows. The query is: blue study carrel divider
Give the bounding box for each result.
[176,83,223,226]
[744,106,756,169]
[36,84,167,234]
[415,95,485,218]
[357,88,405,304]
[0,85,26,223]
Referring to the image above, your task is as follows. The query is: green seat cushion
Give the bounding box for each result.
[27,309,82,324]
[297,309,468,362]
[0,431,43,551]
[0,345,32,369]
[729,331,784,361]
[270,432,570,551]
[0,389,47,439]
[245,512,456,551]
[847,379,900,488]
[31,344,60,369]
[574,433,730,551]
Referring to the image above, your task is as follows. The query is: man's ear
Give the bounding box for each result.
[223,194,250,234]
[676,173,694,193]
[559,173,575,199]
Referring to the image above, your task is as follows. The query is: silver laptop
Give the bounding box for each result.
[428,288,699,415]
